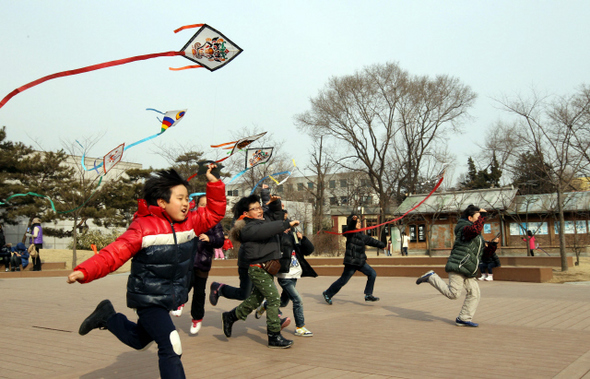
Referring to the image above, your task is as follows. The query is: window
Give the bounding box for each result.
[286,184,293,192]
[329,180,336,189]
[361,196,372,205]
[308,182,314,189]
[409,225,417,242]
[418,224,426,242]
[227,190,233,196]
[361,179,370,187]
[297,183,304,191]
[233,190,239,197]
[330,197,338,205]
[277,185,283,193]
[340,196,348,204]
[340,179,348,187]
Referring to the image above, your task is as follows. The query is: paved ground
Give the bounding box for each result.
[2,273,590,378]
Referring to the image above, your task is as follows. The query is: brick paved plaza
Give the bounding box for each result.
[2,273,590,378]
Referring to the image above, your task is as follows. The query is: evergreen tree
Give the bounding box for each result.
[512,151,556,194]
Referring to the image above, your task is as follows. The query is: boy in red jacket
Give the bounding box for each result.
[67,166,225,379]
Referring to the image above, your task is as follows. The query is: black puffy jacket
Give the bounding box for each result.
[343,215,386,267]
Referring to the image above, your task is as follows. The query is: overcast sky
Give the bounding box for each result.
[1,0,589,186]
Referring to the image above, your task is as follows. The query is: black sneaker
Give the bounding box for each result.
[322,291,332,305]
[79,300,115,335]
[209,282,224,306]
[365,295,380,302]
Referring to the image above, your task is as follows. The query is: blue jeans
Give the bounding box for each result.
[325,263,377,298]
[479,262,498,274]
[277,278,305,327]
[220,266,252,301]
[107,306,185,379]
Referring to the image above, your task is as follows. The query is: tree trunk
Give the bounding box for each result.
[557,190,568,271]
[72,217,78,269]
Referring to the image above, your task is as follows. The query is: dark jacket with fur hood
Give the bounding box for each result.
[229,199,289,266]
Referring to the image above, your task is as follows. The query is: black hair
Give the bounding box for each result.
[461,204,481,220]
[233,194,261,219]
[142,169,189,206]
[527,230,533,237]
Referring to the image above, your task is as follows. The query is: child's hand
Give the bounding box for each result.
[198,233,210,242]
[290,220,300,228]
[67,270,85,284]
[268,195,281,204]
[296,231,303,239]
[205,164,219,183]
[262,184,269,189]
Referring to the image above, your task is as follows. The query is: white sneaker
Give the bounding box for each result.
[295,326,313,337]
[190,319,202,335]
[478,273,487,281]
[170,304,184,317]
[485,274,494,281]
[255,301,267,319]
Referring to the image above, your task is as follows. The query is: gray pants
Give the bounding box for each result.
[428,271,480,322]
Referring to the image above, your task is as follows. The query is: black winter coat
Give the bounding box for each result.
[343,215,386,267]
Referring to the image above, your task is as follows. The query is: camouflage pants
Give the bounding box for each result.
[235,265,281,332]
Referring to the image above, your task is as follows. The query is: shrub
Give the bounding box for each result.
[69,229,123,251]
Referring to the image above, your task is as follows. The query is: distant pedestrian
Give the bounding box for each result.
[27,217,43,271]
[522,230,536,257]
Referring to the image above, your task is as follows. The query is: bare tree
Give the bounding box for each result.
[297,62,475,244]
[395,74,476,200]
[499,88,590,270]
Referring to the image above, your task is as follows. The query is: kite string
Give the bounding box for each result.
[321,176,445,235]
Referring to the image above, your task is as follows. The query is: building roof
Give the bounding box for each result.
[395,187,519,215]
[507,191,590,214]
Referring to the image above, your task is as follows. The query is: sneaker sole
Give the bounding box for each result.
[295,333,313,337]
[268,344,293,349]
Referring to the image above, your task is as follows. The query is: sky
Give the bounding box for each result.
[1,0,589,186]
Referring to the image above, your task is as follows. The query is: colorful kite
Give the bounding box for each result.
[211,132,267,163]
[228,147,274,183]
[0,24,242,110]
[80,108,186,174]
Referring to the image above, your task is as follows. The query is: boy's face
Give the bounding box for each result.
[157,184,189,222]
[244,202,263,220]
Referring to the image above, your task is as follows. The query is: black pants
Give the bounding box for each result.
[107,306,185,379]
[190,268,208,321]
[0,255,10,270]
[220,266,253,301]
[32,244,42,271]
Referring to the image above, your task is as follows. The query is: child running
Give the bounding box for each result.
[221,193,299,348]
[67,166,225,379]
[322,213,385,304]
[416,205,498,327]
[256,215,317,337]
